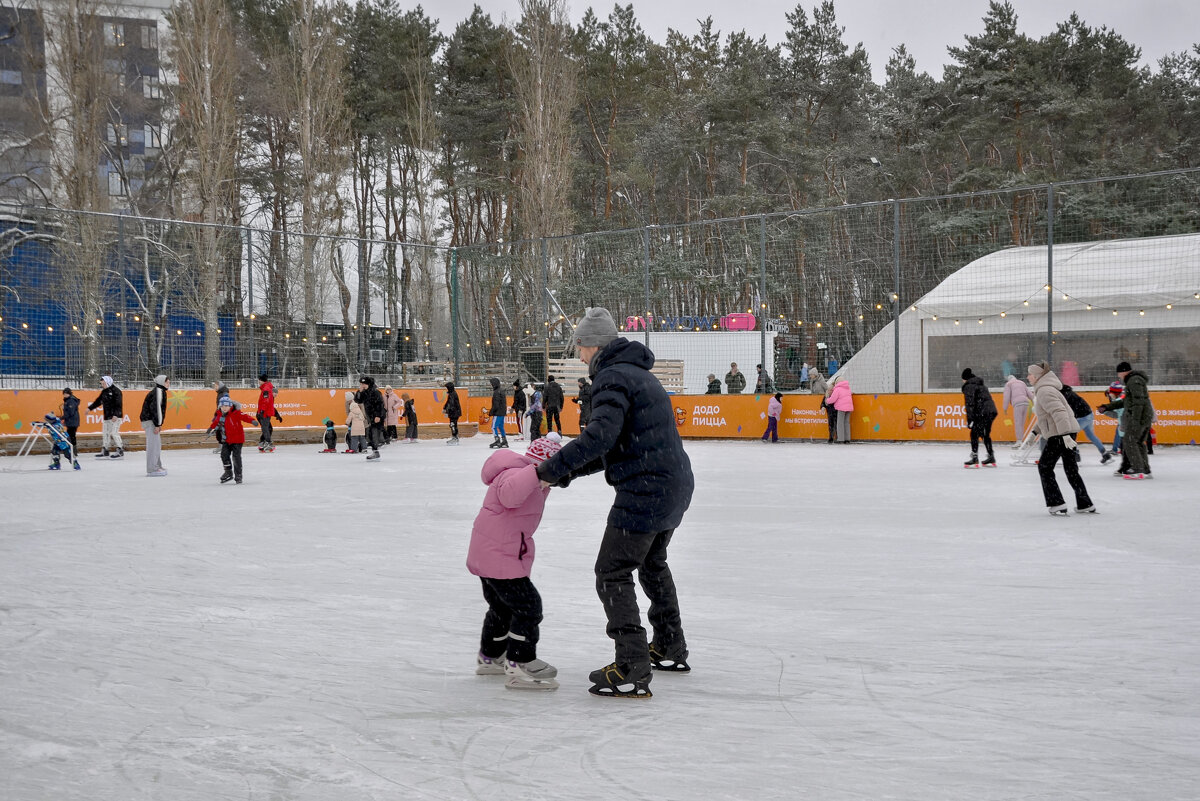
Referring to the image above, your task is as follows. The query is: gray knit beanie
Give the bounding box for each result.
[575,307,619,347]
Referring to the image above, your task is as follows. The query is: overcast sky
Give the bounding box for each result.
[406,0,1199,83]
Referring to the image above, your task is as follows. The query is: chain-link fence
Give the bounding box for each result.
[4,168,1199,393]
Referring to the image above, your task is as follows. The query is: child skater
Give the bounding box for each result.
[346,400,368,453]
[401,392,418,442]
[468,432,563,690]
[209,396,257,484]
[321,420,338,452]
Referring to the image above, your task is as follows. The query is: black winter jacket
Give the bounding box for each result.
[140,382,167,426]
[1059,386,1092,419]
[573,382,593,424]
[61,395,81,428]
[403,398,417,425]
[443,383,462,419]
[357,381,385,423]
[961,375,997,424]
[536,338,694,532]
[488,378,507,417]
[88,385,123,418]
[511,385,526,413]
[543,379,564,411]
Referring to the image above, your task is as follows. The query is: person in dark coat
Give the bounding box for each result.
[87,375,124,457]
[60,388,81,457]
[1098,361,1153,478]
[1060,385,1107,462]
[960,368,998,466]
[705,374,721,394]
[356,376,385,460]
[443,381,462,444]
[401,393,418,441]
[488,377,509,448]
[534,307,694,699]
[543,375,565,434]
[510,380,527,441]
[572,376,593,427]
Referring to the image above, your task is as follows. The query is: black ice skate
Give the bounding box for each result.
[588,662,652,699]
[94,448,110,458]
[649,643,691,673]
[980,454,997,467]
[963,453,980,468]
[220,468,234,483]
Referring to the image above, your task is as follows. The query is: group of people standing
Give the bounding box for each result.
[484,375,592,449]
[967,360,1156,516]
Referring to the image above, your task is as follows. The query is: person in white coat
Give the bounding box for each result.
[1002,373,1033,446]
[1027,362,1094,515]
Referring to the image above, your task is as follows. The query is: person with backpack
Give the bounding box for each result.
[1060,384,1107,463]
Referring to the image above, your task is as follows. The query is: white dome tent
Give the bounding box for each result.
[838,233,1200,393]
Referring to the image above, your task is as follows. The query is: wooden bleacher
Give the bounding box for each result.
[402,361,521,391]
[547,358,686,394]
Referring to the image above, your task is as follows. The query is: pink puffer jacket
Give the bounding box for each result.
[466,450,551,580]
[828,380,854,412]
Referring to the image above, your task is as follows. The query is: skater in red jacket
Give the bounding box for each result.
[209,396,258,484]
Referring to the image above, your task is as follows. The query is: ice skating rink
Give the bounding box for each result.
[2,438,1198,800]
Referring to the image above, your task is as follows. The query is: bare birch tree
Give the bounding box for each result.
[510,0,577,242]
[36,0,115,382]
[167,0,238,382]
[285,0,348,385]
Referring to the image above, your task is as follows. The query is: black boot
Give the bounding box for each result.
[498,436,509,448]
[588,662,652,698]
[964,452,979,467]
[220,467,234,483]
[489,436,501,449]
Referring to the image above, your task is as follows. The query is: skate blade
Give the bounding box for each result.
[651,662,691,672]
[505,677,559,690]
[588,685,652,698]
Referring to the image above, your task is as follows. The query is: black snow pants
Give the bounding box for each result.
[595,525,687,672]
[1038,434,1092,509]
[970,414,996,457]
[479,576,544,663]
[221,442,244,480]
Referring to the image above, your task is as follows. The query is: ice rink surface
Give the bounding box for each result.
[2,436,1198,801]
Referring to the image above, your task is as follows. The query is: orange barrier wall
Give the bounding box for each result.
[0,388,459,436]
[5,389,1198,444]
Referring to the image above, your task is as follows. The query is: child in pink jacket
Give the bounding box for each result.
[762,392,782,442]
[468,432,562,690]
[827,378,854,442]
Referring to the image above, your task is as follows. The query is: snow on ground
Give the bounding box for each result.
[1,437,1198,801]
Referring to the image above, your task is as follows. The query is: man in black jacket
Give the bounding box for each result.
[572,376,592,428]
[357,376,385,460]
[535,307,694,699]
[87,375,124,458]
[961,368,997,467]
[488,377,509,448]
[543,375,564,434]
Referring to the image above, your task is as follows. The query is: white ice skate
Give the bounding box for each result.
[504,658,559,690]
[475,651,507,675]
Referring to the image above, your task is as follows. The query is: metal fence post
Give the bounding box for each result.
[759,215,767,382]
[246,227,255,382]
[542,238,550,380]
[893,198,901,394]
[1046,183,1055,366]
[450,246,460,384]
[643,226,651,347]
